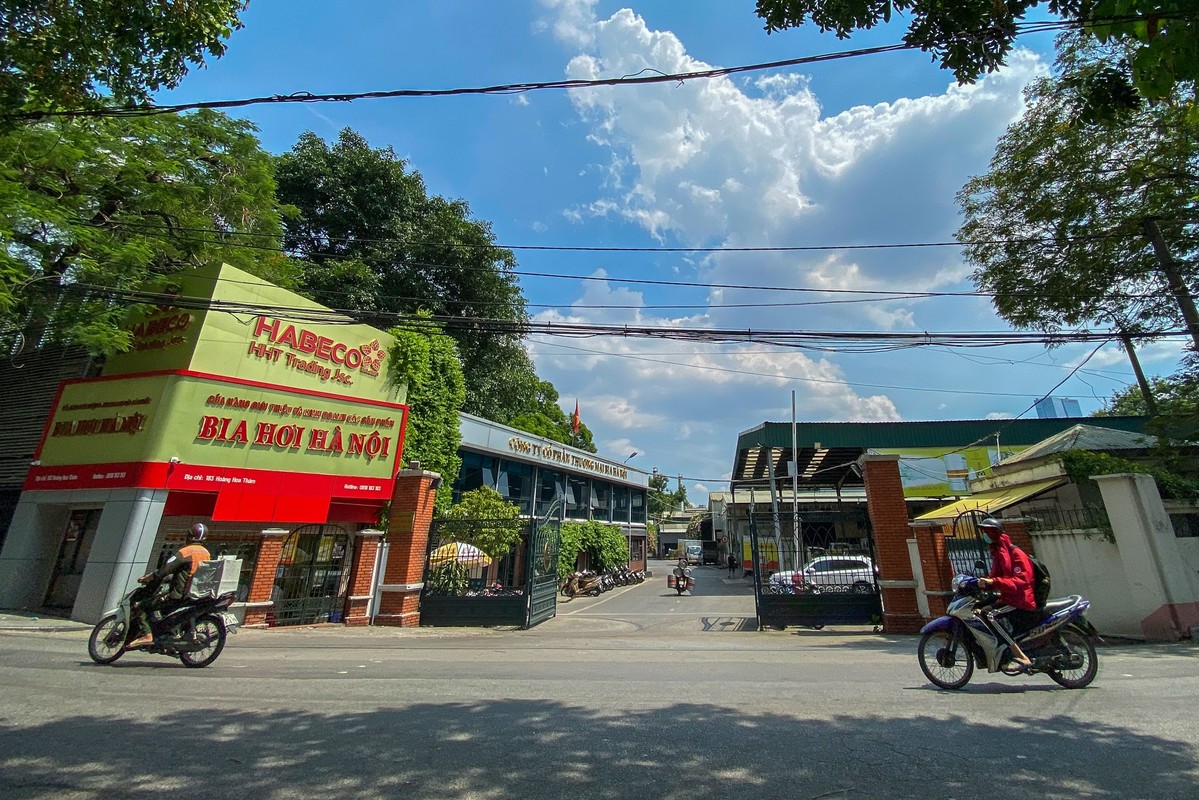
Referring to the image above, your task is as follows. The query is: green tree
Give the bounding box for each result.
[1094,356,1199,446]
[647,471,687,528]
[0,110,294,354]
[754,1,1197,107]
[558,519,629,579]
[957,34,1198,343]
[438,487,524,560]
[388,314,466,513]
[506,380,597,452]
[1,0,247,114]
[275,128,540,422]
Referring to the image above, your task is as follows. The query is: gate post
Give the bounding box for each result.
[342,529,383,626]
[860,454,923,633]
[913,524,953,619]
[242,528,289,628]
[374,469,440,627]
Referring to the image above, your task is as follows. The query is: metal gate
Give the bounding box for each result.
[419,517,560,628]
[270,524,351,626]
[524,516,560,628]
[750,506,883,630]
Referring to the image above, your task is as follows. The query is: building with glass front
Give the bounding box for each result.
[454,413,650,570]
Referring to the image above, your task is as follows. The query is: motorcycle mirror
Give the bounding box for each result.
[973,559,986,576]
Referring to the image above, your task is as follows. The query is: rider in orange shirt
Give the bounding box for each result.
[128,523,212,648]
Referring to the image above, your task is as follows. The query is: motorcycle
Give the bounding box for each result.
[918,573,1099,690]
[560,570,605,598]
[87,576,238,668]
[668,560,694,595]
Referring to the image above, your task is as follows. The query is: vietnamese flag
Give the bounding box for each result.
[571,399,580,434]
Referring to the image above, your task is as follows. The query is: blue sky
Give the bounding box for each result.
[158,1,1185,503]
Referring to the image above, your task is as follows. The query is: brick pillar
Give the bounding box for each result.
[243,528,288,628]
[861,454,923,634]
[374,469,440,627]
[913,525,953,619]
[1003,519,1034,555]
[342,529,383,626]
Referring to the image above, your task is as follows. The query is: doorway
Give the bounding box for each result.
[269,524,351,626]
[43,509,102,610]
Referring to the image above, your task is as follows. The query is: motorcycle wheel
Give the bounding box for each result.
[87,614,127,665]
[1047,625,1098,689]
[179,615,226,668]
[918,629,974,690]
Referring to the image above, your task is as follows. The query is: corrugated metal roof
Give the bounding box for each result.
[730,416,1149,487]
[994,424,1153,467]
[735,417,1147,451]
[913,478,1066,521]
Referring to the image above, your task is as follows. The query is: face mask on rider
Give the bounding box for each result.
[981,531,993,545]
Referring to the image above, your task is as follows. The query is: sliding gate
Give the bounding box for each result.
[750,506,882,630]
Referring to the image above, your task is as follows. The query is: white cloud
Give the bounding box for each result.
[534,4,1059,501]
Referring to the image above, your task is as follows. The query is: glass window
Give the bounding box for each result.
[591,481,612,522]
[631,489,646,524]
[566,475,589,519]
[498,459,534,516]
[453,451,486,503]
[613,485,630,523]
[535,468,565,518]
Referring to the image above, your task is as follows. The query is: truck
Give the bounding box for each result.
[680,539,703,565]
[701,540,719,565]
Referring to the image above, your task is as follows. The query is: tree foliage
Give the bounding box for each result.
[506,380,596,452]
[1094,355,1199,448]
[648,471,687,524]
[558,519,630,580]
[438,486,524,559]
[1,0,247,114]
[754,1,1198,107]
[387,314,466,513]
[957,34,1198,340]
[275,129,541,422]
[0,110,293,353]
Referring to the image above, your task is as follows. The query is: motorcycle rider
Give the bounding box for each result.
[127,523,212,649]
[975,517,1037,670]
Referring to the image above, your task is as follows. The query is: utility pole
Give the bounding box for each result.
[1143,217,1199,352]
[1119,330,1158,415]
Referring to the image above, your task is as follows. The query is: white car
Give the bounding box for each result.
[769,555,878,594]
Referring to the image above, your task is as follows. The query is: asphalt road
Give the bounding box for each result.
[1,562,1196,800]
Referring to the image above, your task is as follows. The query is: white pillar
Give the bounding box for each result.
[1093,473,1199,640]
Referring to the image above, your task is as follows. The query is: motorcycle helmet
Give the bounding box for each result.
[188,522,208,542]
[978,517,1004,545]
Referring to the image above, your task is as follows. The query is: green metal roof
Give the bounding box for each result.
[731,416,1149,489]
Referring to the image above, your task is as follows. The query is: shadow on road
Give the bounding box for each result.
[1,699,1193,799]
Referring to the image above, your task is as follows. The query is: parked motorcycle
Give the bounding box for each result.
[560,570,605,599]
[918,573,1099,690]
[87,577,238,668]
[668,560,694,595]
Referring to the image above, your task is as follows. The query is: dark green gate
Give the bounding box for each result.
[524,517,560,628]
[750,506,882,630]
[419,517,560,628]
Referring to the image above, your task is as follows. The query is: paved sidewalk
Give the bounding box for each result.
[0,610,92,632]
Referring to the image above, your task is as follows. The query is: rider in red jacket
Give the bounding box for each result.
[976,518,1037,669]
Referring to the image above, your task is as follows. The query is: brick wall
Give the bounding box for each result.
[243,529,288,628]
[862,455,924,634]
[374,470,439,627]
[342,531,382,626]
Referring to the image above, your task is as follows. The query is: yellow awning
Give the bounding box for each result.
[914,478,1066,521]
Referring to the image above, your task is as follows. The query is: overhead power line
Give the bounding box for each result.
[92,220,1173,305]
[4,15,1139,122]
[63,282,1192,352]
